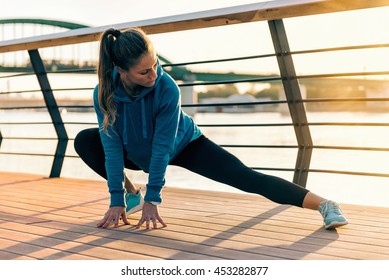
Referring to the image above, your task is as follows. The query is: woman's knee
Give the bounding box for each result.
[74,128,99,155]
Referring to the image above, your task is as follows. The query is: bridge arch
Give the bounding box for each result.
[0,18,90,29]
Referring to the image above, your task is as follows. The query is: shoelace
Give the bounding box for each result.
[320,201,342,217]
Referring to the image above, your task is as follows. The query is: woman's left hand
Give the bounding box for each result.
[136,202,167,229]
[97,206,131,228]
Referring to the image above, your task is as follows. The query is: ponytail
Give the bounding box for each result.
[98,28,118,133]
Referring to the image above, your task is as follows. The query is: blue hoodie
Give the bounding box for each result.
[93,62,200,207]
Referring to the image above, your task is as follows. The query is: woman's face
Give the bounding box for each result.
[118,51,158,89]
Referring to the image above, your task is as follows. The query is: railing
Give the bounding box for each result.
[1,0,389,195]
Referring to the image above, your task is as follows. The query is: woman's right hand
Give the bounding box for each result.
[97,206,131,228]
[136,202,167,229]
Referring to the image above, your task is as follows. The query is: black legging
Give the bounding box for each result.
[74,128,309,207]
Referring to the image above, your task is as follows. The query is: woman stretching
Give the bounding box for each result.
[74,27,348,230]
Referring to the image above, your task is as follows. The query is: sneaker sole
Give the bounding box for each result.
[325,220,349,230]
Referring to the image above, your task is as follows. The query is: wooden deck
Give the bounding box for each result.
[0,171,388,260]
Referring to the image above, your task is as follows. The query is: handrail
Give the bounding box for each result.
[0,0,388,53]
[291,43,389,55]
[162,53,277,67]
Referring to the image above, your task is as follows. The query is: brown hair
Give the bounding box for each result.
[97,27,154,133]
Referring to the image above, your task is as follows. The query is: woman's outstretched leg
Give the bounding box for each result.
[172,135,348,229]
[172,135,308,206]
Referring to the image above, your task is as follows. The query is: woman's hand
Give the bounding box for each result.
[97,206,131,228]
[136,202,167,229]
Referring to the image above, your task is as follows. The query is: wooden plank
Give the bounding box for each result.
[1,172,389,260]
[0,0,388,53]
[0,250,37,260]
[0,237,97,260]
[2,183,389,235]
[1,197,385,260]
[0,209,281,260]
[0,172,45,186]
[0,221,217,260]
[0,226,157,260]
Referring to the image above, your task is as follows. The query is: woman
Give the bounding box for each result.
[74,27,348,230]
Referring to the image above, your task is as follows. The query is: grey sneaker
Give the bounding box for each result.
[318,200,349,230]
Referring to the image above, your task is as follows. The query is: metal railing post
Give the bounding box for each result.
[28,49,68,177]
[268,19,313,187]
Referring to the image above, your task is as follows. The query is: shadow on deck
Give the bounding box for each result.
[0,171,388,260]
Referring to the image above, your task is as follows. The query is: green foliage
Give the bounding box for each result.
[198,84,280,100]
[252,86,280,100]
[197,84,240,100]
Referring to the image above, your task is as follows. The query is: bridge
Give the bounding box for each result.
[0,18,270,80]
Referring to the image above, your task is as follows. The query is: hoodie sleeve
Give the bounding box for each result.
[144,81,181,204]
[93,86,126,208]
